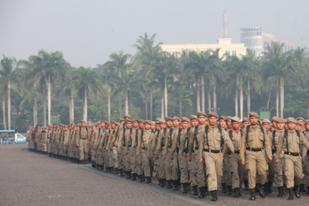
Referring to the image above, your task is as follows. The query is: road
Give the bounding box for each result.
[0,144,308,206]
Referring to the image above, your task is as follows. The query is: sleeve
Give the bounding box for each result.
[223,130,234,153]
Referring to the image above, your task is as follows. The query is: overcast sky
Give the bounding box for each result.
[1,0,308,67]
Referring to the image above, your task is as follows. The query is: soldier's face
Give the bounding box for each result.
[160,123,167,128]
[126,122,133,128]
[198,116,207,125]
[191,119,198,127]
[277,122,285,130]
[166,120,173,127]
[145,124,151,130]
[233,122,241,130]
[219,120,227,128]
[173,120,180,127]
[150,124,156,129]
[249,117,259,125]
[208,117,217,126]
[139,123,145,129]
[287,122,296,130]
[182,121,190,128]
[305,123,309,130]
[262,123,271,130]
[133,122,139,127]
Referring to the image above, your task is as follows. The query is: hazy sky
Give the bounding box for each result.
[1,0,308,67]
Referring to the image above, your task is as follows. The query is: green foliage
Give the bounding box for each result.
[0,37,308,132]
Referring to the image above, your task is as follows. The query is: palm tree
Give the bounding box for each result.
[263,42,298,117]
[28,50,68,125]
[73,67,100,122]
[0,56,17,129]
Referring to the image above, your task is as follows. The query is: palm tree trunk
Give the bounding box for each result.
[207,87,212,112]
[107,89,111,122]
[47,75,52,125]
[69,89,74,124]
[247,80,251,115]
[235,89,239,117]
[150,91,153,120]
[2,99,7,129]
[7,80,11,129]
[124,90,129,116]
[179,99,183,117]
[83,88,88,122]
[279,77,285,118]
[161,96,164,119]
[43,97,47,127]
[239,78,244,120]
[119,96,122,119]
[196,78,201,112]
[164,77,168,117]
[33,98,38,127]
[276,80,279,117]
[145,98,148,120]
[213,84,217,112]
[201,76,205,112]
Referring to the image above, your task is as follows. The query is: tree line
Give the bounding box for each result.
[1,33,309,132]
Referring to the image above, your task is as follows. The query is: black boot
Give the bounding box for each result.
[210,190,218,201]
[288,188,294,200]
[227,185,233,196]
[91,161,96,168]
[138,175,145,182]
[167,180,173,189]
[249,189,256,200]
[265,182,273,194]
[173,180,179,191]
[306,187,309,195]
[191,186,198,196]
[145,176,151,184]
[119,169,124,177]
[131,173,137,181]
[300,184,306,193]
[181,183,189,193]
[222,183,227,193]
[277,187,284,197]
[294,185,301,198]
[244,180,249,191]
[256,184,265,198]
[198,187,206,198]
[232,188,241,197]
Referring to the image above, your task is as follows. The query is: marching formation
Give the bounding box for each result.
[27,112,309,201]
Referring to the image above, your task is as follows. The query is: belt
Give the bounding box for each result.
[203,149,221,153]
[246,147,263,152]
[272,149,277,154]
[234,150,240,154]
[284,152,300,156]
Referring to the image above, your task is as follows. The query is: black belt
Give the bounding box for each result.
[272,149,277,154]
[203,149,221,153]
[246,147,263,152]
[234,150,240,154]
[284,152,300,156]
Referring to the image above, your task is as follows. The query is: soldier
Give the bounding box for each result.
[165,117,180,190]
[138,120,153,183]
[277,117,309,200]
[262,119,273,194]
[188,115,200,196]
[78,121,89,163]
[178,117,191,193]
[240,112,272,200]
[228,116,243,197]
[198,112,234,201]
[154,119,166,187]
[269,117,285,197]
[303,119,309,194]
[130,120,140,180]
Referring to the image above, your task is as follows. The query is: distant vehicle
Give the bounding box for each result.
[14,133,27,144]
[0,130,27,144]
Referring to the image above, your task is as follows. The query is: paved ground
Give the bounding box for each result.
[0,145,309,206]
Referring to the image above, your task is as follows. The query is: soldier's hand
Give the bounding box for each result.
[241,159,245,165]
[199,158,203,164]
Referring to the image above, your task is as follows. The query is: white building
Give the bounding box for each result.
[161,38,247,58]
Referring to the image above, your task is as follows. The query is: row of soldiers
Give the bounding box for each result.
[27,112,309,201]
